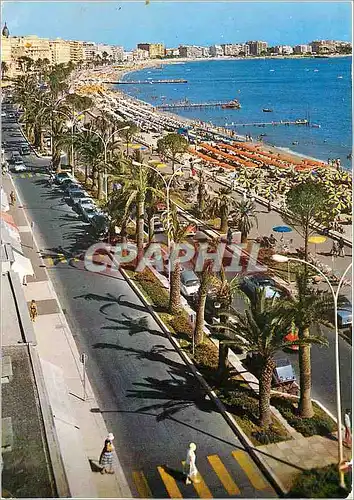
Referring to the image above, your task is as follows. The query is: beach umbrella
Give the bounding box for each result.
[273,225,293,243]
[308,235,327,255]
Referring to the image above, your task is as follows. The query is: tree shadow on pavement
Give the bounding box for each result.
[75,292,150,315]
[100,315,165,338]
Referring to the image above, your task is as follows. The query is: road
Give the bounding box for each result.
[3,117,276,497]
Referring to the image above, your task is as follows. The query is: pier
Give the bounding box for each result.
[224,119,310,127]
[109,79,188,85]
[157,101,236,110]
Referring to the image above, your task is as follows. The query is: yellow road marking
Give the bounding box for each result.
[207,455,240,495]
[232,451,267,490]
[72,257,80,262]
[182,460,213,498]
[157,466,183,498]
[132,471,152,498]
[45,257,54,267]
[57,253,67,263]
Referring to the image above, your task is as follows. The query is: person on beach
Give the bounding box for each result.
[185,443,199,485]
[29,300,38,322]
[344,409,352,447]
[9,190,16,206]
[99,433,115,474]
[338,237,345,257]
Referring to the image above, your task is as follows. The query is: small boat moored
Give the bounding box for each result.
[262,108,273,112]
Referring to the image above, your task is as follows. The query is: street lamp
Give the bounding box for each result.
[272,253,352,489]
[132,160,185,279]
[81,125,130,200]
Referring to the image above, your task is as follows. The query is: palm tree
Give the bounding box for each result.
[72,130,105,197]
[217,291,325,427]
[1,61,9,78]
[208,187,236,233]
[194,261,215,345]
[157,133,189,174]
[280,273,332,418]
[166,208,192,314]
[231,199,258,243]
[119,121,139,156]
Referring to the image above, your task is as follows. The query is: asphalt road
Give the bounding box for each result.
[3,118,276,498]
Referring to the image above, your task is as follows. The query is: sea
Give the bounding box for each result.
[119,56,352,170]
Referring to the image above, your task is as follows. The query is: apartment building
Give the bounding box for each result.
[49,39,71,65]
[293,44,311,54]
[82,41,97,61]
[11,35,52,62]
[246,40,268,56]
[274,45,293,55]
[165,47,180,57]
[178,45,204,58]
[209,45,224,57]
[137,43,165,58]
[132,48,149,60]
[69,40,85,63]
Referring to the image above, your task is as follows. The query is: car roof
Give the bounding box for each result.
[181,269,199,281]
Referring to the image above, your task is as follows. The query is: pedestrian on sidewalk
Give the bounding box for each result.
[22,274,28,286]
[185,442,199,485]
[29,300,38,322]
[338,237,345,257]
[9,190,16,206]
[99,433,115,474]
[344,409,352,447]
[331,240,339,258]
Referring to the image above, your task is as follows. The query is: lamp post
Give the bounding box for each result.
[81,126,130,200]
[272,253,352,489]
[132,160,184,279]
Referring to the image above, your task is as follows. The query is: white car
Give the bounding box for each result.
[13,160,27,172]
[82,205,99,222]
[76,197,96,212]
[180,269,200,297]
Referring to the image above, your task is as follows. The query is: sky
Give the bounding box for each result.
[1,1,352,50]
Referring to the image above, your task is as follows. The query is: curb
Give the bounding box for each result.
[118,265,287,497]
[8,174,132,499]
[8,270,37,345]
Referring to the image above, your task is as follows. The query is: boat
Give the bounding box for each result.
[221,99,241,109]
[263,108,273,112]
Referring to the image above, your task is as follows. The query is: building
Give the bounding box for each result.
[165,47,180,58]
[82,41,97,61]
[132,48,149,61]
[123,51,134,62]
[111,46,124,62]
[221,43,248,57]
[310,40,337,54]
[178,45,204,58]
[49,39,71,65]
[293,44,311,54]
[69,40,84,63]
[246,40,268,56]
[11,35,52,63]
[209,44,224,57]
[274,45,293,55]
[137,43,165,58]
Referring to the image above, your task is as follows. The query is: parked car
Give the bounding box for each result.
[82,205,99,223]
[12,159,27,172]
[75,197,96,211]
[180,269,200,297]
[240,275,289,302]
[62,180,80,192]
[11,151,21,161]
[68,189,88,203]
[336,296,352,328]
[55,172,72,184]
[20,145,31,155]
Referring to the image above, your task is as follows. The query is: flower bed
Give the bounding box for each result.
[271,395,336,437]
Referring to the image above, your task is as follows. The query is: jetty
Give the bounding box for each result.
[224,119,310,127]
[157,101,236,110]
[108,79,188,85]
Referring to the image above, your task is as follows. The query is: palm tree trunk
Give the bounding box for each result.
[148,214,154,243]
[97,172,103,200]
[194,291,207,345]
[171,158,175,174]
[259,357,276,427]
[217,342,229,382]
[33,124,41,148]
[169,259,181,314]
[84,164,88,183]
[126,139,129,156]
[136,199,145,262]
[220,212,228,233]
[241,230,247,243]
[298,328,314,418]
[52,141,61,173]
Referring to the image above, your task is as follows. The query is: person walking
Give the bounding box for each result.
[29,300,38,322]
[331,240,338,258]
[185,442,199,485]
[99,433,115,474]
[344,409,352,447]
[9,190,16,206]
[338,237,345,257]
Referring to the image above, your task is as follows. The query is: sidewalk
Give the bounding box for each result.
[3,172,132,498]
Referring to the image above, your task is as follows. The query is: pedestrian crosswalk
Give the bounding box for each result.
[15,172,44,178]
[41,253,81,267]
[132,450,272,498]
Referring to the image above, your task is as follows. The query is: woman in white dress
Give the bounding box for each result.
[185,442,199,484]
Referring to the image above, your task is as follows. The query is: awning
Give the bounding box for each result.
[0,221,22,253]
[11,249,34,282]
